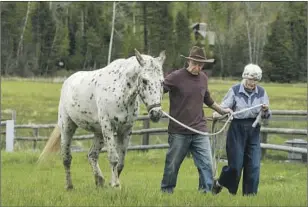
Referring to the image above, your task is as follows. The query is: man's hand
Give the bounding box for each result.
[212,111,222,119]
[222,108,233,115]
[210,102,233,116]
[213,108,233,120]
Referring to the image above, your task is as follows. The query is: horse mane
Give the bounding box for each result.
[99,54,159,76]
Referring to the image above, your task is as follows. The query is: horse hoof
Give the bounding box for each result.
[112,184,121,189]
[66,185,74,191]
[96,176,105,187]
[110,182,121,189]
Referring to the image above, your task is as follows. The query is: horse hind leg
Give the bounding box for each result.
[88,132,105,187]
[60,115,77,190]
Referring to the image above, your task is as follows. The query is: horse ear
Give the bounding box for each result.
[135,48,145,67]
[157,50,166,65]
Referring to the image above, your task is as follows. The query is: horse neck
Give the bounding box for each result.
[121,63,142,105]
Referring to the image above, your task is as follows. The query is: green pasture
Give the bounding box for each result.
[1,151,307,206]
[1,79,306,156]
[1,79,307,206]
[2,79,306,124]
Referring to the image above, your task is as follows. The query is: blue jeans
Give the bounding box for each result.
[218,119,261,196]
[161,133,213,193]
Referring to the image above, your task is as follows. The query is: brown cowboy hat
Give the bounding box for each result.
[180,46,215,63]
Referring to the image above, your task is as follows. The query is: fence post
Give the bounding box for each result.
[11,110,16,122]
[6,120,15,152]
[33,128,39,151]
[142,118,150,151]
[261,132,268,159]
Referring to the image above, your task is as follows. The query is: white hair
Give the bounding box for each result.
[242,64,262,81]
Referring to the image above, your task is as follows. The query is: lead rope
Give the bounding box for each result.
[157,104,263,136]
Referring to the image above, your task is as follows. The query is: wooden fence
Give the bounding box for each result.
[1,110,307,161]
[1,109,16,122]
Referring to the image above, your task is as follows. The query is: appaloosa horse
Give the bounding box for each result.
[39,49,166,190]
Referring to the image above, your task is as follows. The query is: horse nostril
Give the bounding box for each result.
[150,110,155,116]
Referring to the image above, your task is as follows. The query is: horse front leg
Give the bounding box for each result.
[116,127,132,178]
[88,132,105,187]
[102,125,120,188]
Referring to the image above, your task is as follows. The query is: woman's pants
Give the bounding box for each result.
[217,118,261,196]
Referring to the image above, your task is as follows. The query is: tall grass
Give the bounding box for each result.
[1,151,307,206]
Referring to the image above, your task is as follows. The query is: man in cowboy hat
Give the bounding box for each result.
[180,46,215,75]
[160,46,233,194]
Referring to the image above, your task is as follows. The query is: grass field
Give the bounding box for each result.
[1,78,307,206]
[1,151,307,206]
[1,79,306,155]
[2,78,306,124]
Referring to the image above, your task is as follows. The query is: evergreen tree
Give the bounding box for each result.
[146,2,175,71]
[263,14,294,82]
[0,1,305,81]
[31,2,56,75]
[263,3,307,83]
[174,11,191,69]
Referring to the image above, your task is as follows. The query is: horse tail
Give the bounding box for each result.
[38,125,61,163]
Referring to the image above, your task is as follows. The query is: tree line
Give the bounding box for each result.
[1,2,307,82]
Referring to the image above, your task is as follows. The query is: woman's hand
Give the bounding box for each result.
[261,104,269,111]
[223,108,233,115]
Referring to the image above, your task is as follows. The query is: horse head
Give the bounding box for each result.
[134,49,166,122]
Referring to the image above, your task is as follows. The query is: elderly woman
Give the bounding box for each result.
[212,64,272,196]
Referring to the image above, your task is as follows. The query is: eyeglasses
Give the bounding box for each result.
[246,78,259,83]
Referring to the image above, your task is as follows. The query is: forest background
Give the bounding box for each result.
[1,1,307,83]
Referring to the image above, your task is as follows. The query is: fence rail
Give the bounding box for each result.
[13,127,307,141]
[1,109,16,122]
[1,110,307,161]
[103,143,307,154]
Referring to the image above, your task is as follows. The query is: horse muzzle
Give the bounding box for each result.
[147,104,162,123]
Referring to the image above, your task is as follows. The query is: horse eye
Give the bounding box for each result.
[142,79,148,85]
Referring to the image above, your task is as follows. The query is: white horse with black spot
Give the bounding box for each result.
[38,49,166,190]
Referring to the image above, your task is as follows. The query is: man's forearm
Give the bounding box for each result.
[210,102,227,115]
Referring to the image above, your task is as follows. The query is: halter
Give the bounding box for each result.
[147,103,162,113]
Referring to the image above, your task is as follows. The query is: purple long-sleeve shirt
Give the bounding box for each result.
[163,68,214,134]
